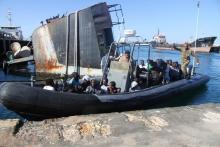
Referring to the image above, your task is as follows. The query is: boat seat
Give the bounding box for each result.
[107,61,131,92]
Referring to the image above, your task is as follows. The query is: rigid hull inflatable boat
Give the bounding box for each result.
[0,74,209,117]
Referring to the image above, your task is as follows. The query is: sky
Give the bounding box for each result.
[0,0,219,45]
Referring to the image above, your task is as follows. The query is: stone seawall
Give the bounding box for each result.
[1,103,220,146]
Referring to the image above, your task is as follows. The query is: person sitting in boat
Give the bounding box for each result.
[156,59,169,84]
[149,60,163,85]
[108,81,121,94]
[153,59,165,84]
[138,60,146,69]
[144,59,154,73]
[156,59,162,70]
[135,60,147,78]
[43,79,55,91]
[129,78,141,92]
[100,78,109,94]
[138,60,147,72]
[85,79,100,94]
[80,75,91,92]
[167,60,173,70]
[170,61,181,81]
[163,60,171,84]
[66,72,81,92]
[68,72,80,86]
[115,50,131,63]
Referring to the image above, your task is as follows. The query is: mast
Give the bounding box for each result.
[7,9,12,26]
[191,1,200,76]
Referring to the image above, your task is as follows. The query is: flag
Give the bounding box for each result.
[197,1,200,8]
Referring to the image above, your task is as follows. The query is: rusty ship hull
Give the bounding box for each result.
[32,3,114,78]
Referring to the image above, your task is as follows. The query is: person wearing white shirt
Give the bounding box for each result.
[43,79,55,91]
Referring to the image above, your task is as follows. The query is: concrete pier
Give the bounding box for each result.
[1,103,220,146]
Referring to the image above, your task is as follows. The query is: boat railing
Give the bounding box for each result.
[108,4,125,27]
[102,37,151,77]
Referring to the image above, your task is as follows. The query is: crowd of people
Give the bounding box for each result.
[43,43,198,94]
[43,57,184,94]
[134,58,183,90]
[43,59,190,95]
[43,72,121,95]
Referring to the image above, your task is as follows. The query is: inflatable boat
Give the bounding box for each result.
[0,74,209,117]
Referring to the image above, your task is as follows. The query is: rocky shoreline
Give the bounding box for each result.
[1,103,220,146]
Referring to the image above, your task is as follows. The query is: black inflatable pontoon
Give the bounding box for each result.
[0,74,209,117]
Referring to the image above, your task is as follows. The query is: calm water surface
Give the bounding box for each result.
[0,49,220,119]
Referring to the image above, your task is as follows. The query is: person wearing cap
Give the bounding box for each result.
[174,43,199,78]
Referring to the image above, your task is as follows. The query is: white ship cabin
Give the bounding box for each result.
[0,26,23,40]
[153,34,166,44]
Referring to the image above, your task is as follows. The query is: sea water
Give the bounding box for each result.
[0,49,220,119]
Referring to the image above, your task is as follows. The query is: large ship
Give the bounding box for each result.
[190,36,217,53]
[0,10,31,64]
[151,33,217,53]
[151,30,174,50]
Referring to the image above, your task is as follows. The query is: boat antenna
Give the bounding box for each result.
[191,0,200,76]
[7,8,12,26]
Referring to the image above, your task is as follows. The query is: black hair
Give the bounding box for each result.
[109,81,116,87]
[125,50,130,54]
[45,79,54,87]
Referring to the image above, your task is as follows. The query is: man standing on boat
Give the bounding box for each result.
[174,43,199,78]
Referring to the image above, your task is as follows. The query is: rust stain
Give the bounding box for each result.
[35,61,64,71]
[33,25,66,74]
